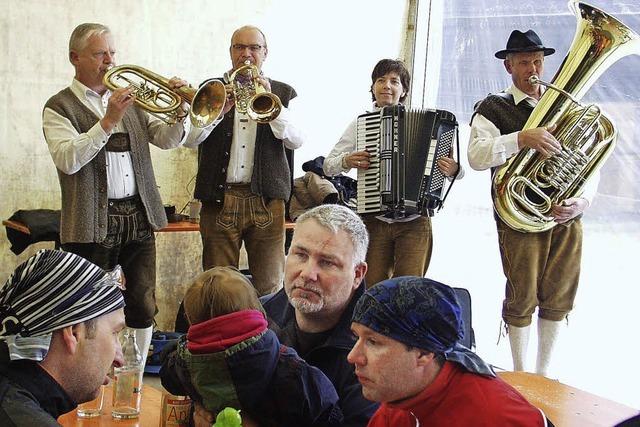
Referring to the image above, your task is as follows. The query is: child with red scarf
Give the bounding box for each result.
[160,267,343,427]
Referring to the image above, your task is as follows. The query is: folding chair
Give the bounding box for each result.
[453,287,476,351]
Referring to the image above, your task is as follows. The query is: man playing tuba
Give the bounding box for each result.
[467,29,598,377]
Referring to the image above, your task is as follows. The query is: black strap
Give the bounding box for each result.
[437,125,461,213]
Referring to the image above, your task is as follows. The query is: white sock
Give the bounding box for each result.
[132,326,154,372]
[536,318,562,377]
[508,324,530,371]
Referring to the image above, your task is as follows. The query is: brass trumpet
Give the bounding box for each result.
[103,65,226,127]
[225,60,282,123]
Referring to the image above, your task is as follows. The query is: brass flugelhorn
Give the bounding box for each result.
[103,65,226,127]
[492,1,640,233]
[225,60,282,123]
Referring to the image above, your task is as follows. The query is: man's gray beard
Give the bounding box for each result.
[289,296,324,314]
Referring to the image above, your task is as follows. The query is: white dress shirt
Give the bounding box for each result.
[43,78,188,199]
[184,96,303,184]
[468,84,598,202]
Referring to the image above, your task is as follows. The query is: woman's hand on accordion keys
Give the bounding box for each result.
[344,151,371,170]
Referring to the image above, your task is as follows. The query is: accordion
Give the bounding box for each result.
[356,105,458,217]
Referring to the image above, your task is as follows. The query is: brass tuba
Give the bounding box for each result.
[225,60,282,123]
[492,1,640,233]
[103,65,226,128]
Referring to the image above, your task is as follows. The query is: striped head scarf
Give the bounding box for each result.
[352,276,495,377]
[0,249,125,341]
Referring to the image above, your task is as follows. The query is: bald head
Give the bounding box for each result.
[229,25,269,71]
[231,25,267,48]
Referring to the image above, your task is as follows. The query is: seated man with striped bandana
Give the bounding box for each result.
[0,250,126,426]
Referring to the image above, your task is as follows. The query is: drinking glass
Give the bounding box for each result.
[77,385,104,418]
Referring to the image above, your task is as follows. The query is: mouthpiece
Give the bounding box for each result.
[528,75,540,85]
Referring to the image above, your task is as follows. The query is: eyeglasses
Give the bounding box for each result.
[232,44,264,52]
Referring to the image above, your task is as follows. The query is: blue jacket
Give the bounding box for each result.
[161,328,343,427]
[263,285,378,427]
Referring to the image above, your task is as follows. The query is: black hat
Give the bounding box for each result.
[494,29,555,59]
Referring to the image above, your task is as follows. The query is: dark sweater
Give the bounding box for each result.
[0,360,75,426]
[262,286,379,427]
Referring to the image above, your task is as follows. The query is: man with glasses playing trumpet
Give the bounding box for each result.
[185,25,304,297]
[42,23,190,369]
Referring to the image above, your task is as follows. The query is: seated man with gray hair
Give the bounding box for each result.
[0,250,126,425]
[348,277,549,426]
[190,204,378,427]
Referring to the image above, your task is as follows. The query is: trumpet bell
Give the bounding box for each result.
[247,92,282,123]
[189,79,227,128]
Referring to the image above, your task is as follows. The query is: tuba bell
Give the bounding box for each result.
[103,65,226,128]
[225,60,282,123]
[492,1,640,233]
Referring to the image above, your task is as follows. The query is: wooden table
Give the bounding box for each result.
[58,384,163,426]
[498,371,638,426]
[3,219,295,235]
[55,373,637,426]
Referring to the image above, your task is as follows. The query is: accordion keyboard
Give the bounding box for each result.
[356,112,383,214]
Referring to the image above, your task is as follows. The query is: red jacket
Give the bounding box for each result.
[367,362,545,427]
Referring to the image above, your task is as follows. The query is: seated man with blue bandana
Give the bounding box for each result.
[348,277,549,427]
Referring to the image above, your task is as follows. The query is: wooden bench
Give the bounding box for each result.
[498,371,638,426]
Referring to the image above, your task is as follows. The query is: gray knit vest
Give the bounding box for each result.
[473,93,533,136]
[473,92,534,178]
[44,88,168,244]
[193,79,297,203]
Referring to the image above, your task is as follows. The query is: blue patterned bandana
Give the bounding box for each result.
[352,276,495,377]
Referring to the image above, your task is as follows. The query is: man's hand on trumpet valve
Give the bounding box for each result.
[517,124,561,158]
[101,87,134,133]
[168,76,190,90]
[256,75,271,92]
[220,83,236,116]
[168,76,192,115]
